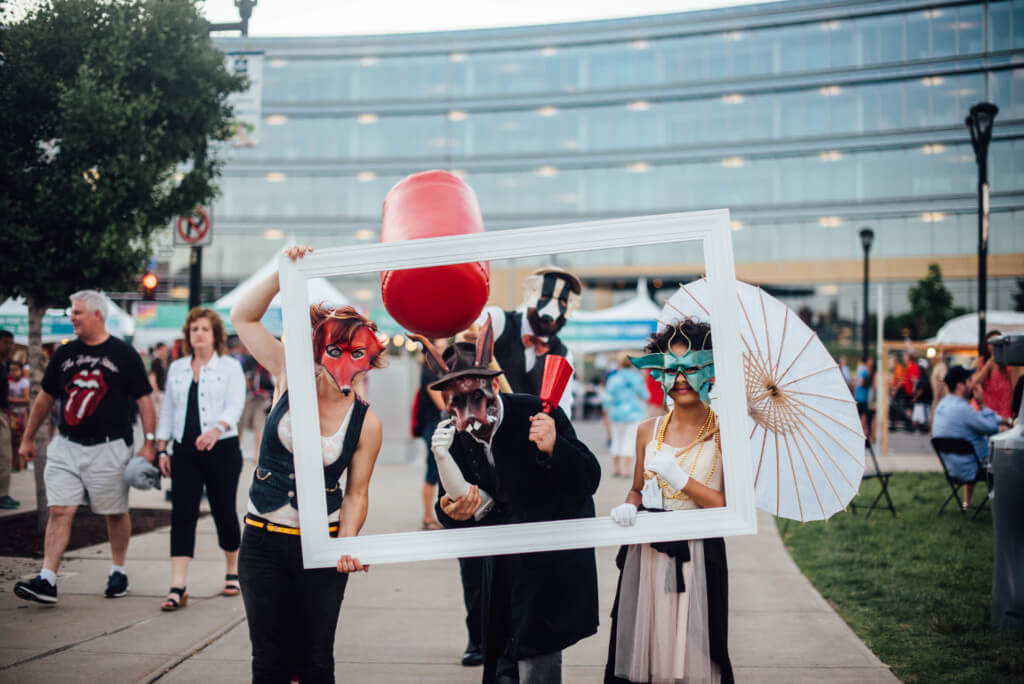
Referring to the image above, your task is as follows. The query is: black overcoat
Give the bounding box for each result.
[435,393,601,677]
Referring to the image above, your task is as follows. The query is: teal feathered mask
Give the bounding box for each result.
[628,324,715,405]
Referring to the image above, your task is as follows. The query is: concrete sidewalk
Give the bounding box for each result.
[0,421,900,683]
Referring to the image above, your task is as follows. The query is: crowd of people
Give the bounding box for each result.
[11,260,1019,684]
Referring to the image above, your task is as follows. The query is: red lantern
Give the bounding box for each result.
[379,170,490,338]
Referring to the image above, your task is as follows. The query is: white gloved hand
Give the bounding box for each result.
[430,418,456,458]
[432,418,470,500]
[610,502,638,527]
[646,450,691,493]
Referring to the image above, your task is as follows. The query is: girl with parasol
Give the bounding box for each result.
[230,245,386,683]
[606,316,734,684]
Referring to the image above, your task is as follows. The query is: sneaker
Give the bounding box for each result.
[14,575,57,604]
[0,495,21,509]
[104,570,129,598]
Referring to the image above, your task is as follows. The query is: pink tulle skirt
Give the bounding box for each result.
[614,542,721,684]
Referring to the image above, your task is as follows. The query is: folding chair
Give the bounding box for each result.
[930,437,990,522]
[849,440,895,519]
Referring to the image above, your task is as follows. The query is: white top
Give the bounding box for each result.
[156,354,246,443]
[247,404,353,526]
[640,415,723,512]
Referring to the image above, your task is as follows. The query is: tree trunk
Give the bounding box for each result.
[25,298,50,531]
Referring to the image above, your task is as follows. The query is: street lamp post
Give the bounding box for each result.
[965,102,998,356]
[191,0,256,309]
[859,227,874,362]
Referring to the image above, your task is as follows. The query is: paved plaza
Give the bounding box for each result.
[0,420,916,683]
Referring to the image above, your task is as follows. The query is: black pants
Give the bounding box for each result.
[170,437,242,557]
[459,556,485,647]
[238,525,349,684]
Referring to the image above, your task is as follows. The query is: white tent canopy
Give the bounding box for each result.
[930,311,1024,346]
[562,278,662,354]
[0,294,134,345]
[212,250,349,311]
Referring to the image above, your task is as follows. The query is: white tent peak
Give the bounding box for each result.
[930,311,1024,345]
[212,249,349,310]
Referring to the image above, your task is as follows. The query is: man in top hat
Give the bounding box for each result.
[473,267,582,415]
[415,319,600,684]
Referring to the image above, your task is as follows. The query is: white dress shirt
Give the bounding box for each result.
[157,354,246,443]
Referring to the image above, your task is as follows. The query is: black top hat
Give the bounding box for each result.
[428,342,502,391]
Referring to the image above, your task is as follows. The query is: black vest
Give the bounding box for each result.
[249,391,367,516]
[493,310,569,396]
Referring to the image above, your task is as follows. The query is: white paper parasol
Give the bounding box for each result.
[661,278,865,522]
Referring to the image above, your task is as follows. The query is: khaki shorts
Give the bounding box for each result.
[45,434,131,514]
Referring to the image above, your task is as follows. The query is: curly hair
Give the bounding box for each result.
[645,317,712,354]
[310,303,388,369]
[181,307,228,356]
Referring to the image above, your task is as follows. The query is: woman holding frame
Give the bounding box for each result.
[231,245,385,683]
[606,317,734,684]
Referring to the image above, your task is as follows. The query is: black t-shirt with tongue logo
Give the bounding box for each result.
[41,336,151,445]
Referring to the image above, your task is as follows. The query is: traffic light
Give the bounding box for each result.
[141,271,158,300]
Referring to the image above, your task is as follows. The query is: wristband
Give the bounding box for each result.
[157,449,169,458]
[144,432,156,442]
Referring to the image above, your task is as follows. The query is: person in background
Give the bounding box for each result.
[415,338,448,530]
[0,330,17,509]
[902,353,920,428]
[239,352,274,462]
[14,292,156,604]
[837,355,852,393]
[148,342,169,403]
[603,353,648,478]
[855,357,875,442]
[155,307,246,611]
[930,355,949,423]
[911,357,933,433]
[7,360,31,472]
[973,330,1013,421]
[932,366,1006,510]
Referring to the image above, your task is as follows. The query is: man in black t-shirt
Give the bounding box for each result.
[0,329,16,509]
[13,291,155,605]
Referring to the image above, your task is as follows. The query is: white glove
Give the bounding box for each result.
[430,418,456,459]
[646,450,691,493]
[431,419,495,520]
[610,503,637,527]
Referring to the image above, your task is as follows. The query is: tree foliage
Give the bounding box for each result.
[0,0,245,309]
[884,263,966,340]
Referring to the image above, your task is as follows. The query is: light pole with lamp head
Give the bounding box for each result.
[965,102,998,356]
[859,227,874,363]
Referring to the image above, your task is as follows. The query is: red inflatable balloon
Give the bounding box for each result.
[380,170,490,338]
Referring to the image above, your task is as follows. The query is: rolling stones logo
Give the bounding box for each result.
[64,369,109,426]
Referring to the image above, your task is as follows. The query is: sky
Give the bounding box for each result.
[200,0,776,37]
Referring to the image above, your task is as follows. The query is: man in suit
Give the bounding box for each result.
[418,321,600,684]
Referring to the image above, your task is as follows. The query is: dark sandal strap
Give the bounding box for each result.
[163,587,187,608]
[224,574,239,581]
[168,586,186,597]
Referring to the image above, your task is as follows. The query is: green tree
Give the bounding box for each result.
[903,263,965,339]
[1013,278,1024,313]
[0,0,244,517]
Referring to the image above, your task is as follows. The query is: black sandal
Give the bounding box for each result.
[161,586,188,611]
[222,574,241,597]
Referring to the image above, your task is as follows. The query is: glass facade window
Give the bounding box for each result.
[210,0,1024,321]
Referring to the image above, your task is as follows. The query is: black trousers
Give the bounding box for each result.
[238,525,349,684]
[459,556,485,647]
[170,437,242,557]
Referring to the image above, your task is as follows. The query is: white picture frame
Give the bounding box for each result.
[279,209,757,569]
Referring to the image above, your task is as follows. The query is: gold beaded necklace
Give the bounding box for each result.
[644,407,721,500]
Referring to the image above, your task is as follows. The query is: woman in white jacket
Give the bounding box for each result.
[155,307,246,610]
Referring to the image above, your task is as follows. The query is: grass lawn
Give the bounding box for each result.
[776,472,1024,683]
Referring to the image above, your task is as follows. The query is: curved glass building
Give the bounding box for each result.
[200,0,1023,325]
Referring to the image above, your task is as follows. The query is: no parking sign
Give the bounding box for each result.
[173,206,213,247]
